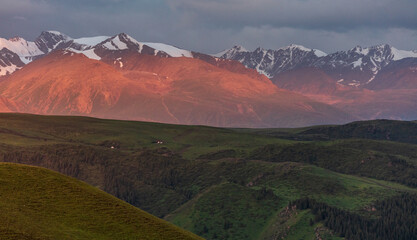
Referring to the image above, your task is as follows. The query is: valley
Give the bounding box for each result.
[0,113,416,239]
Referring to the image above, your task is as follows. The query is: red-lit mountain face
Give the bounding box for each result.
[216,44,417,121]
[0,48,354,128]
[3,30,417,126]
[271,66,417,120]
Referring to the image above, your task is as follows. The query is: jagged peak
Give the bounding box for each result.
[104,33,141,46]
[212,45,248,58]
[39,30,72,40]
[350,44,392,54]
[98,33,141,51]
[231,45,248,52]
[279,44,312,52]
[276,44,327,57]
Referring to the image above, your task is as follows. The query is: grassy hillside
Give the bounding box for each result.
[0,163,202,240]
[0,113,416,239]
[242,119,417,144]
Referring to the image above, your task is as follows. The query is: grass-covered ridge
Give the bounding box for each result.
[0,162,202,240]
[0,113,416,239]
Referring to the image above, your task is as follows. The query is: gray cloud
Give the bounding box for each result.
[169,0,417,30]
[0,0,416,53]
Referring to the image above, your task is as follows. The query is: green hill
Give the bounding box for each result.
[242,119,417,144]
[0,162,202,240]
[0,113,416,239]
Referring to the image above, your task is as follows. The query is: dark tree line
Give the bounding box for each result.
[291,194,417,240]
[251,143,417,188]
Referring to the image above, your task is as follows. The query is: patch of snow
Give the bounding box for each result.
[0,37,43,57]
[70,48,101,60]
[348,82,360,87]
[281,44,312,52]
[366,75,376,84]
[369,58,378,71]
[352,58,363,68]
[0,64,20,76]
[213,45,248,58]
[391,47,417,61]
[143,42,193,58]
[47,30,64,36]
[255,65,272,78]
[103,35,128,50]
[19,56,32,64]
[45,31,72,42]
[313,49,327,57]
[73,36,109,46]
[280,44,326,57]
[124,34,141,45]
[337,79,344,83]
[232,45,248,52]
[353,46,369,55]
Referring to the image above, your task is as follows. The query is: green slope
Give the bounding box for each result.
[0,113,416,239]
[0,162,202,240]
[240,119,417,144]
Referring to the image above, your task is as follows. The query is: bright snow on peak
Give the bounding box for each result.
[143,42,193,58]
[73,36,109,46]
[350,44,417,61]
[233,45,248,52]
[278,44,327,57]
[43,30,72,41]
[103,35,129,50]
[281,44,311,52]
[0,37,43,57]
[46,30,65,36]
[212,45,248,58]
[390,46,417,61]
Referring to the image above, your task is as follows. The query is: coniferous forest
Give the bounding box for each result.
[292,193,417,240]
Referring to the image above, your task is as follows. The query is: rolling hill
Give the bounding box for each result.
[0,162,202,240]
[0,113,416,239]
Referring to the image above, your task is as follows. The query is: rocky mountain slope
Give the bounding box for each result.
[0,49,353,127]
[217,44,417,88]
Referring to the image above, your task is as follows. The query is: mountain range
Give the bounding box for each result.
[1,31,417,127]
[217,44,417,88]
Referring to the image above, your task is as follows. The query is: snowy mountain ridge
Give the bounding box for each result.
[215,44,326,78]
[0,31,193,76]
[217,44,417,86]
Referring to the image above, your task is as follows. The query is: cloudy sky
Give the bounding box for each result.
[1,0,417,54]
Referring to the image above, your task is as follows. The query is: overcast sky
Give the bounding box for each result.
[1,0,417,54]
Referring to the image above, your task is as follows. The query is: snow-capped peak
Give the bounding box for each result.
[351,45,370,55]
[46,30,66,36]
[42,30,72,41]
[213,45,248,58]
[142,42,193,58]
[231,45,248,52]
[0,36,43,57]
[348,44,417,62]
[280,44,311,52]
[313,49,327,57]
[390,46,417,61]
[35,31,72,53]
[279,44,327,57]
[102,35,128,50]
[72,36,109,47]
